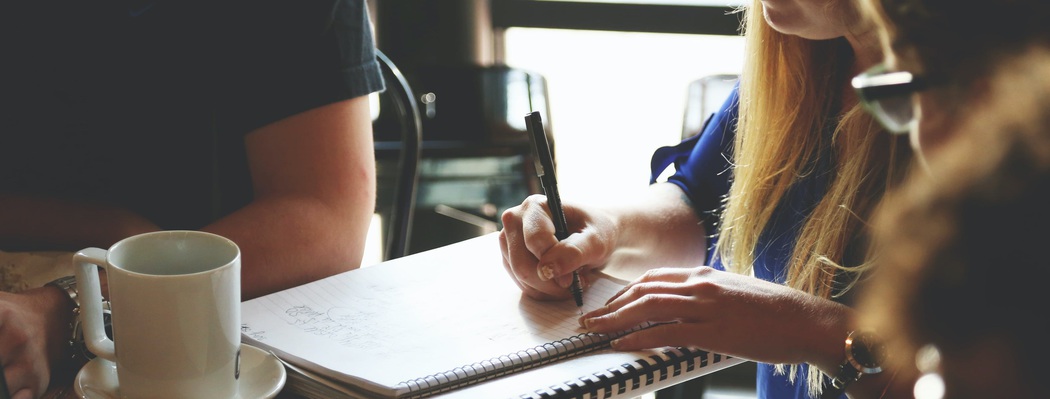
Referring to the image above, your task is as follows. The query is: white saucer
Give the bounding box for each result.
[73,343,287,399]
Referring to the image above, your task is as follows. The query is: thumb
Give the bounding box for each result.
[540,228,608,283]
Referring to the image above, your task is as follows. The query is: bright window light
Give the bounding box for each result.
[503,28,744,205]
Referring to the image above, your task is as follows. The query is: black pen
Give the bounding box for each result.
[524,111,584,311]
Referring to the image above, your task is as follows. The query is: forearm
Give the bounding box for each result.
[600,183,708,279]
[0,194,159,251]
[203,193,373,300]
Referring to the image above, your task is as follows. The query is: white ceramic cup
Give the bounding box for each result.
[74,230,242,399]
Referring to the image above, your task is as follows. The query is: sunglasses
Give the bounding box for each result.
[852,63,933,135]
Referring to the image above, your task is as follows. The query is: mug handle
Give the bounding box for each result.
[73,247,116,362]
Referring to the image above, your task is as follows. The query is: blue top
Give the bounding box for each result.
[650,85,842,399]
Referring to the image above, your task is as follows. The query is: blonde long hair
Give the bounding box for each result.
[716,1,908,395]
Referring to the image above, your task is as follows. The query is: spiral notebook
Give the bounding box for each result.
[241,234,743,399]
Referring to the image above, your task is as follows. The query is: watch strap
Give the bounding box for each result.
[46,275,89,365]
[46,275,79,306]
[822,362,861,398]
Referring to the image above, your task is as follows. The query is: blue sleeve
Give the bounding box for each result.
[650,85,739,232]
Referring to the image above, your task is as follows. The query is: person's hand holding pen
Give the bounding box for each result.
[499,111,617,304]
[499,193,616,302]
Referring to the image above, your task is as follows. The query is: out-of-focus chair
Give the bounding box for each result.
[681,74,738,139]
[372,50,423,261]
[652,73,740,184]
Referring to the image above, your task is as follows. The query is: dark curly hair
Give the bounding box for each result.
[865,0,1050,88]
[863,51,1050,399]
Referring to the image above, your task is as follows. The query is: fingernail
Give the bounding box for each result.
[580,317,592,329]
[538,264,555,281]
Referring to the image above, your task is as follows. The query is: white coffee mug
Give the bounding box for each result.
[74,230,242,399]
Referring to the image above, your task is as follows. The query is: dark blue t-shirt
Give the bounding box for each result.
[651,85,842,399]
[0,0,384,230]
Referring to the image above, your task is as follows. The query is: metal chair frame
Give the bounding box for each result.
[375,50,422,260]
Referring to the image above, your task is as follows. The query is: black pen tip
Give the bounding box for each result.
[570,271,584,308]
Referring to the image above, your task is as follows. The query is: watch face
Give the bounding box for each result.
[846,331,885,374]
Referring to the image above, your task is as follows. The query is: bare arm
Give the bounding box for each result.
[0,95,376,299]
[205,95,376,299]
[600,182,710,279]
[0,95,375,397]
[0,195,158,251]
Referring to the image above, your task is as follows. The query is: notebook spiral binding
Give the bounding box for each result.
[397,323,654,398]
[516,347,727,399]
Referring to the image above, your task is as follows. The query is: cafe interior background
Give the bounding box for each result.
[362,1,748,397]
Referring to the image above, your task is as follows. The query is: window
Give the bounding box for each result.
[501,16,744,204]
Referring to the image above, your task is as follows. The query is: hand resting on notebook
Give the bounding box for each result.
[579,266,853,372]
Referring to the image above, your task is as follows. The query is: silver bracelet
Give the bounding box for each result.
[47,275,113,365]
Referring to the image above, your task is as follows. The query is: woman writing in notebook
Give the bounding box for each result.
[498,0,910,398]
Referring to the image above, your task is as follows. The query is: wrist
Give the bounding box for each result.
[821,330,886,399]
[44,277,80,363]
[812,327,853,374]
[805,303,854,374]
[29,282,76,372]
[45,274,111,373]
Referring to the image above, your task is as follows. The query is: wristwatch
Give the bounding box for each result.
[46,276,111,365]
[821,330,886,399]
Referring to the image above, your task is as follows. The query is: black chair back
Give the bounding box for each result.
[374,50,422,260]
